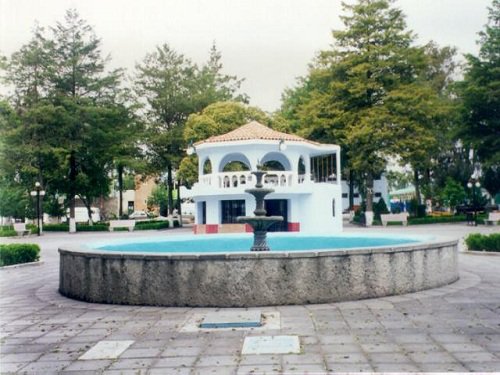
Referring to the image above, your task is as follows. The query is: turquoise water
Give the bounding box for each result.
[95,234,419,253]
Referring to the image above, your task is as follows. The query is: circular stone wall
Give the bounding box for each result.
[59,239,458,307]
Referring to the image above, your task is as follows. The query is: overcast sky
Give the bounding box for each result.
[0,0,491,111]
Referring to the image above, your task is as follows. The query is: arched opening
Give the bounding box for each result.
[202,158,212,174]
[262,160,285,171]
[261,152,291,171]
[219,153,251,172]
[298,157,306,174]
[223,161,250,172]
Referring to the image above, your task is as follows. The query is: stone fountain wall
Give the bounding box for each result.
[59,239,458,307]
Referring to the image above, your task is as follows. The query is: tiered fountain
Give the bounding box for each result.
[237,170,283,251]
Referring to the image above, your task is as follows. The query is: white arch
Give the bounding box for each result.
[218,153,252,172]
[260,152,292,171]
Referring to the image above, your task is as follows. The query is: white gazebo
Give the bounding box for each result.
[186,121,343,234]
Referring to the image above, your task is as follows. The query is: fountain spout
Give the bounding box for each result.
[237,170,283,251]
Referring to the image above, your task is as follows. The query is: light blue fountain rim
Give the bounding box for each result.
[58,232,458,259]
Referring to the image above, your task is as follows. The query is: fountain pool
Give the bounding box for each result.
[59,232,458,307]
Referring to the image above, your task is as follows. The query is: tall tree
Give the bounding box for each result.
[281,0,448,219]
[134,44,246,214]
[457,0,499,198]
[1,10,139,228]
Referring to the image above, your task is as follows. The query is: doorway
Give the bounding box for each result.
[265,199,288,232]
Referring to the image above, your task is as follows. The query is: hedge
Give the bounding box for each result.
[135,221,169,230]
[0,229,17,237]
[465,233,500,252]
[408,215,467,225]
[0,244,40,266]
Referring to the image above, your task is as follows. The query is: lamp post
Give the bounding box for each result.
[467,179,481,226]
[30,182,46,236]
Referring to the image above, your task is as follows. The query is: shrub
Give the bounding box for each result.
[373,198,389,220]
[173,220,180,228]
[408,215,467,225]
[43,224,70,231]
[0,229,17,237]
[135,220,164,226]
[76,224,108,231]
[135,221,169,230]
[0,244,40,266]
[465,233,500,252]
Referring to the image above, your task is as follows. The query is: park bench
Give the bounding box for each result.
[13,223,30,236]
[381,212,409,226]
[485,212,500,226]
[109,220,135,232]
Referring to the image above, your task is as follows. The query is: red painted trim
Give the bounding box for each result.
[288,222,300,232]
[205,224,219,234]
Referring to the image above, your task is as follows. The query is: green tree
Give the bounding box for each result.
[134,45,246,214]
[281,0,453,216]
[178,101,285,186]
[439,177,466,211]
[1,10,139,228]
[457,0,500,169]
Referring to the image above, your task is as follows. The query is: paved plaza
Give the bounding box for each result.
[1,224,499,374]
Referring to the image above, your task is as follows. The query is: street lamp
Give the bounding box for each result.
[30,182,46,236]
[467,179,481,226]
[186,140,196,156]
[278,138,287,152]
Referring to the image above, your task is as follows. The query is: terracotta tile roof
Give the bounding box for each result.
[198,121,320,145]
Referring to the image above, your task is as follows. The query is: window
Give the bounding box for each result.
[342,193,348,198]
[332,199,335,217]
[375,192,382,198]
[221,200,245,224]
[353,193,360,198]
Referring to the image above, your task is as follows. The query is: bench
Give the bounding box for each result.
[381,212,409,226]
[13,223,30,236]
[485,212,500,226]
[109,220,135,232]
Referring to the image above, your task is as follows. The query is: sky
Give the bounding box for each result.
[0,0,492,112]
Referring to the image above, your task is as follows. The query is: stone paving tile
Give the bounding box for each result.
[149,369,191,375]
[324,352,369,364]
[193,366,237,374]
[18,359,73,373]
[62,358,114,371]
[281,363,328,373]
[236,364,281,374]
[196,354,240,367]
[152,356,198,368]
[367,352,414,363]
[106,357,156,370]
[407,350,459,363]
[418,362,469,372]
[372,362,421,372]
[119,347,162,358]
[463,361,500,372]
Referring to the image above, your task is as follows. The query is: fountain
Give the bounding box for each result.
[237,170,283,251]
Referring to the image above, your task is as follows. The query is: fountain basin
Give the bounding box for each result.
[59,233,458,307]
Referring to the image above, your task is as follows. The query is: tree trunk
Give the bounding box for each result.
[414,169,421,204]
[69,151,77,233]
[117,164,124,218]
[167,164,174,215]
[365,172,374,212]
[348,170,355,210]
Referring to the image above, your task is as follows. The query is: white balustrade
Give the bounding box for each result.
[197,171,338,189]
